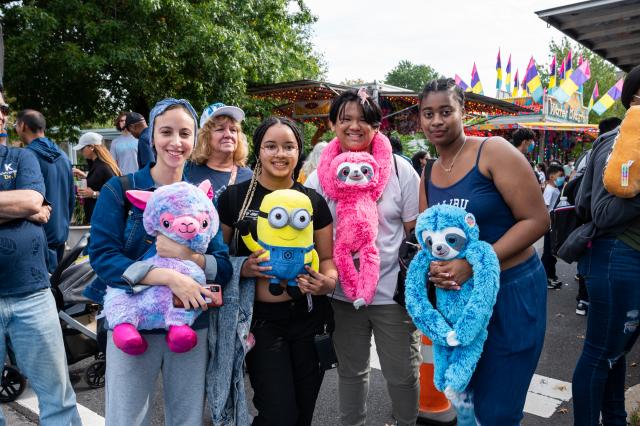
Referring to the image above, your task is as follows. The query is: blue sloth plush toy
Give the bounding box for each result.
[404,204,500,399]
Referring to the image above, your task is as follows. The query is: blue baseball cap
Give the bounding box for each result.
[200,102,245,128]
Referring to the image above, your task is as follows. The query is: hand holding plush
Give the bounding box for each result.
[603,105,640,198]
[404,204,500,397]
[103,180,218,355]
[316,133,392,308]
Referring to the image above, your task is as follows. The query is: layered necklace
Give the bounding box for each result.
[438,137,467,173]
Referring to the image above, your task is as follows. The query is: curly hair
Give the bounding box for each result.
[191,115,248,167]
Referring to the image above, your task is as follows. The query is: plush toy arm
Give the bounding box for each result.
[450,241,500,346]
[240,232,267,259]
[309,249,319,272]
[404,251,455,346]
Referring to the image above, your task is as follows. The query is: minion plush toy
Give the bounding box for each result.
[240,189,319,299]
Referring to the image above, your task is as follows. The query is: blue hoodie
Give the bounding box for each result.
[26,137,75,250]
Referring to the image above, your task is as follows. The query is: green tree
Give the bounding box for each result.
[384,60,442,92]
[1,0,323,140]
[541,37,625,123]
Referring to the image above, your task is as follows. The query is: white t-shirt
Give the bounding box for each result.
[305,154,420,305]
[543,184,560,212]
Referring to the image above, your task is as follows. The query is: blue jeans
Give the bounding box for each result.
[0,288,81,426]
[573,239,640,426]
[451,253,547,425]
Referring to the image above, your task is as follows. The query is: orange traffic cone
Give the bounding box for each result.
[417,334,457,425]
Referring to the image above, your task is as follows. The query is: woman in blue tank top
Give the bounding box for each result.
[417,79,550,425]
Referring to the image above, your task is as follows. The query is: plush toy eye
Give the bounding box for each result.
[361,165,373,176]
[162,220,170,229]
[291,209,311,230]
[202,219,209,229]
[447,236,457,245]
[425,236,433,248]
[268,207,289,229]
[340,166,350,177]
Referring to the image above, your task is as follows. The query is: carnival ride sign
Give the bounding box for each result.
[544,93,589,124]
[293,100,331,118]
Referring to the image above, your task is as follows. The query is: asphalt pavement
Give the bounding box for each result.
[4,246,640,425]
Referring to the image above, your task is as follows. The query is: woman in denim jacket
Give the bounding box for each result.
[88,98,232,426]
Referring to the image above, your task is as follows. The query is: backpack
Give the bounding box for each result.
[550,175,583,257]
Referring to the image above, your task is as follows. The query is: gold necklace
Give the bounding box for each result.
[438,137,467,173]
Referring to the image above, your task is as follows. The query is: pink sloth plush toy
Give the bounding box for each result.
[317,133,392,308]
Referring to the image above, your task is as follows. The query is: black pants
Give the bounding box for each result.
[246,296,331,426]
[541,231,557,280]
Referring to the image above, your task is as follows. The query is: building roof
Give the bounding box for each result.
[536,0,640,72]
[248,79,530,119]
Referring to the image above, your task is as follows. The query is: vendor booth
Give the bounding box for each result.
[248,79,530,143]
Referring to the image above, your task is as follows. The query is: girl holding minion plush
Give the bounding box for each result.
[217,117,337,426]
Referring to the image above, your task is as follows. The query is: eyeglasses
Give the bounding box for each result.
[260,143,298,156]
[0,104,9,115]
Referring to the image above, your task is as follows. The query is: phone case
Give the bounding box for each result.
[173,284,223,308]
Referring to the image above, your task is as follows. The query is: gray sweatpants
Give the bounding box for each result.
[332,300,421,426]
[105,328,208,426]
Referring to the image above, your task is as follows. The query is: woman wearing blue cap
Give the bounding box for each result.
[87,98,232,425]
[184,102,253,203]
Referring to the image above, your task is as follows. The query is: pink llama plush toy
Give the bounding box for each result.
[317,133,392,308]
[103,180,218,355]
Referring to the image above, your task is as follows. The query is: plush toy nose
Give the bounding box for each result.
[172,216,200,239]
[435,244,443,251]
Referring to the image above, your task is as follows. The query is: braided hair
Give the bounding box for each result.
[418,78,465,109]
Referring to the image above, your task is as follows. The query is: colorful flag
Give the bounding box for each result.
[496,49,502,91]
[524,57,543,103]
[549,55,557,89]
[553,60,591,104]
[454,74,469,91]
[588,81,599,111]
[558,57,566,83]
[521,69,528,97]
[577,55,584,93]
[512,69,519,97]
[566,49,573,80]
[505,54,512,93]
[471,62,484,95]
[592,78,624,115]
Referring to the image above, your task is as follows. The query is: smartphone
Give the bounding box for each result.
[173,284,223,308]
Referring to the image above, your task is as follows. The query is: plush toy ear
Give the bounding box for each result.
[464,213,476,228]
[198,179,214,200]
[126,190,153,210]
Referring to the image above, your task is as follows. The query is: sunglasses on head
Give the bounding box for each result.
[0,104,9,115]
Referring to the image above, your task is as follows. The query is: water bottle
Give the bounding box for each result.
[556,196,570,208]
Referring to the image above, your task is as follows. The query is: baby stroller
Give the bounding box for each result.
[0,232,107,403]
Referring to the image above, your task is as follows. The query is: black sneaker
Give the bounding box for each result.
[547,278,563,289]
[576,300,589,316]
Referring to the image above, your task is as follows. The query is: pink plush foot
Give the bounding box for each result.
[166,325,197,353]
[113,323,148,355]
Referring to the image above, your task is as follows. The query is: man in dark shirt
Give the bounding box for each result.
[126,111,154,169]
[0,94,81,425]
[16,109,74,272]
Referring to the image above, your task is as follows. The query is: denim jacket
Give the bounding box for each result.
[86,164,232,303]
[207,256,255,425]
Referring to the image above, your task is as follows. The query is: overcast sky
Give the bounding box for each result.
[305,0,580,96]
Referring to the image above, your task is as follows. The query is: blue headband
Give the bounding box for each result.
[148,98,199,146]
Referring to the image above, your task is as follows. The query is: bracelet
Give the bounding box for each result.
[92,191,97,199]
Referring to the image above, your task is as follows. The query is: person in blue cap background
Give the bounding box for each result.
[88,98,232,426]
[184,102,253,203]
